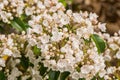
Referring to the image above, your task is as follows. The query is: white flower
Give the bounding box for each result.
[85,19,92,26]
[8,67,22,80]
[17,6,24,16]
[89,13,98,23]
[32,15,42,23]
[2,48,13,56]
[22,75,30,80]
[107,67,116,74]
[75,50,83,62]
[80,11,88,18]
[26,49,36,63]
[103,33,110,40]
[65,53,75,63]
[76,28,83,38]
[66,10,72,17]
[109,43,119,50]
[70,36,80,49]
[27,28,33,35]
[0,11,9,23]
[57,59,70,72]
[73,13,84,23]
[12,49,21,58]
[60,14,70,25]
[28,38,37,46]
[116,50,120,59]
[99,69,106,78]
[50,60,56,66]
[32,24,43,34]
[42,13,52,22]
[0,3,4,9]
[0,58,5,67]
[44,0,51,7]
[28,20,35,27]
[49,7,57,13]
[51,27,63,42]
[71,72,80,80]
[76,27,93,39]
[43,20,49,27]
[104,75,110,80]
[81,65,94,74]
[28,67,42,80]
[40,34,50,44]
[37,1,45,9]
[7,38,13,46]
[40,44,49,53]
[25,7,33,16]
[104,49,111,61]
[61,44,73,54]
[98,23,106,32]
[3,0,9,6]
[56,3,64,9]
[104,54,111,61]
[53,13,60,23]
[0,0,120,79]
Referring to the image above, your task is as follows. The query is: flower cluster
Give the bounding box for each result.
[0,0,120,80]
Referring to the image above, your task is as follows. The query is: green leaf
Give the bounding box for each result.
[33,45,41,56]
[10,20,23,31]
[0,71,6,80]
[39,63,48,76]
[59,0,67,7]
[19,55,29,71]
[49,70,60,80]
[17,76,22,80]
[79,78,85,80]
[20,14,27,21]
[91,34,106,54]
[0,26,4,33]
[13,17,30,31]
[10,17,30,31]
[60,71,70,80]
[83,38,91,45]
[91,75,104,80]
[91,76,96,80]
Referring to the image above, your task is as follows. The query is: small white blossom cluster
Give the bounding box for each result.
[0,0,120,80]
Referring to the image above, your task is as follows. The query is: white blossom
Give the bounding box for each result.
[0,58,5,67]
[81,65,94,74]
[8,68,22,80]
[116,50,120,59]
[51,27,63,42]
[40,34,50,44]
[98,23,106,32]
[25,7,33,16]
[0,0,119,80]
[2,48,13,56]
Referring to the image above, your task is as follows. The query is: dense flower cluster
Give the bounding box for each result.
[0,0,120,80]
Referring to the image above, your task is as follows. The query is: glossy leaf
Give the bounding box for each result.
[39,63,48,76]
[10,17,30,31]
[0,71,6,80]
[19,55,29,72]
[91,34,106,54]
[60,71,70,80]
[79,78,85,80]
[10,20,23,31]
[33,45,41,56]
[49,70,60,80]
[59,0,67,7]
[13,17,30,31]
